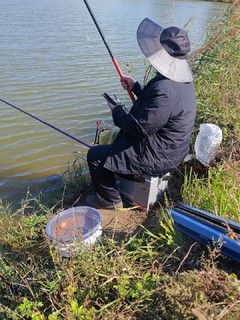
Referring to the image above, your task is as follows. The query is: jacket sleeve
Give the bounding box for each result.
[112,84,173,138]
[132,81,144,97]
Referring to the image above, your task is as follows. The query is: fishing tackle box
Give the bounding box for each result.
[116,172,170,211]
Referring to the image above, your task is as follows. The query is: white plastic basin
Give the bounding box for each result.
[46,206,102,257]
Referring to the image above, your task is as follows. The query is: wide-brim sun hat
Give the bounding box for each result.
[137,18,193,82]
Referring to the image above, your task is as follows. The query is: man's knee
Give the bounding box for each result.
[87,144,112,166]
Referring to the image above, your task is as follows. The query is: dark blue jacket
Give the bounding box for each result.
[104,74,196,175]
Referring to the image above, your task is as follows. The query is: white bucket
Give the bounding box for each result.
[46,206,102,257]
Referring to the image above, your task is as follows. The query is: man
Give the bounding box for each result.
[87,17,196,209]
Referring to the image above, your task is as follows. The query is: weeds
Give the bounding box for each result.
[190,3,240,143]
[39,157,91,210]
[1,195,239,319]
[182,161,240,222]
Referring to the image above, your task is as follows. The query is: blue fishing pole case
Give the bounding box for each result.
[169,203,240,263]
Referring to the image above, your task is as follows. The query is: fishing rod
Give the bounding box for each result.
[83,0,136,104]
[0,98,92,148]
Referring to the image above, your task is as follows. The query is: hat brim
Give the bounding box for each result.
[137,18,193,82]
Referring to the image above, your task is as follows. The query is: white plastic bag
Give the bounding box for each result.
[194,123,222,165]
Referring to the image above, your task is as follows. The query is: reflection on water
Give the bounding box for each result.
[0,0,228,207]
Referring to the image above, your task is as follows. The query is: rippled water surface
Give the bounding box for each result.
[0,0,228,207]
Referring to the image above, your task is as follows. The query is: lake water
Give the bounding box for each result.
[0,0,228,207]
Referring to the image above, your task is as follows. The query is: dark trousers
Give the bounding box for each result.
[87,144,122,205]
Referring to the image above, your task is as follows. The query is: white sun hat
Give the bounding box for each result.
[137,18,193,82]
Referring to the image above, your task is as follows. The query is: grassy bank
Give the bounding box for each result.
[183,0,240,221]
[0,1,239,319]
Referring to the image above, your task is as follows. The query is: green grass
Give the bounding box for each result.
[190,3,240,143]
[0,1,240,319]
[181,1,240,224]
[182,161,240,222]
[0,202,239,319]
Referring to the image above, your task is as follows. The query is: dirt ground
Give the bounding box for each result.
[78,197,148,238]
[77,169,184,239]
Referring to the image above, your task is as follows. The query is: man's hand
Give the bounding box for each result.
[121,75,136,91]
[107,101,117,111]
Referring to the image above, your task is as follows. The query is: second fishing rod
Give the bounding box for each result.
[0,98,92,149]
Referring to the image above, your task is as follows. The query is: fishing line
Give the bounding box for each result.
[0,98,92,148]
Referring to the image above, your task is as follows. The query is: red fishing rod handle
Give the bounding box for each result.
[112,57,136,104]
